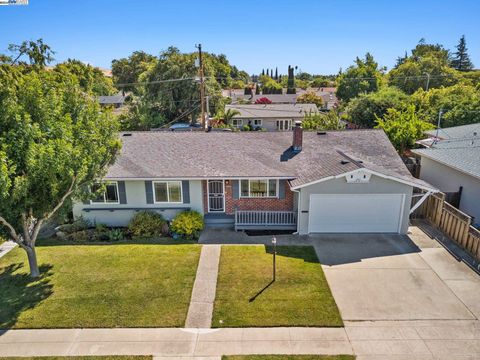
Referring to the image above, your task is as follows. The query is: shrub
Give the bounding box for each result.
[108,228,124,241]
[57,217,90,234]
[170,211,204,240]
[128,211,166,237]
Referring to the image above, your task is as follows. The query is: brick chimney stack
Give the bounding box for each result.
[292,120,303,153]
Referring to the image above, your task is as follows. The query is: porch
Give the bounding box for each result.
[204,210,297,231]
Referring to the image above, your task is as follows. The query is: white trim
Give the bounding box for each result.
[291,168,438,192]
[276,119,291,131]
[207,179,225,212]
[252,119,262,126]
[153,181,183,204]
[240,178,279,198]
[104,176,295,181]
[90,181,120,205]
[409,190,433,214]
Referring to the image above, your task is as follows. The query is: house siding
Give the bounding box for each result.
[72,180,204,227]
[229,117,303,131]
[297,174,413,235]
[202,180,295,214]
[419,156,480,223]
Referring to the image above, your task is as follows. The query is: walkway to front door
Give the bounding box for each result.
[208,180,225,212]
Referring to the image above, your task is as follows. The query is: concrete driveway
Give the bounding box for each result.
[310,227,480,321]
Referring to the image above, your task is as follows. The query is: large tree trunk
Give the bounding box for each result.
[25,246,40,278]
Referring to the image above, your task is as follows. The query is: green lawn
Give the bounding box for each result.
[0,241,201,328]
[223,356,354,360]
[213,246,342,327]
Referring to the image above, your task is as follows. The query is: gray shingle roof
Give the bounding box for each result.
[98,95,126,105]
[106,130,432,190]
[225,103,318,119]
[425,123,480,140]
[413,138,480,180]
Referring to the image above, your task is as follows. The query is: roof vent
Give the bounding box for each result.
[122,133,132,137]
[317,131,327,135]
[341,160,350,165]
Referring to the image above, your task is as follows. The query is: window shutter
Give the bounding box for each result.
[118,181,127,204]
[182,180,190,204]
[145,181,154,204]
[232,180,240,199]
[279,180,286,199]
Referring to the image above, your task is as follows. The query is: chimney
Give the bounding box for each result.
[292,120,303,153]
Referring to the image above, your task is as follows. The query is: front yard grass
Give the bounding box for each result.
[223,355,355,360]
[0,240,200,328]
[213,246,342,327]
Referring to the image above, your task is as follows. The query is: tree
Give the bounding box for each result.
[8,38,55,67]
[302,111,344,131]
[111,51,157,93]
[54,59,117,96]
[451,35,474,71]
[375,105,434,154]
[0,65,121,277]
[344,86,410,128]
[336,53,384,102]
[286,65,296,94]
[311,76,331,88]
[389,40,458,94]
[274,67,278,80]
[223,108,241,122]
[296,91,324,108]
[411,84,480,128]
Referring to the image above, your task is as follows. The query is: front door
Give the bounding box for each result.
[208,180,225,212]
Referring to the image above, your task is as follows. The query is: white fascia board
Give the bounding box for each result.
[291,168,438,193]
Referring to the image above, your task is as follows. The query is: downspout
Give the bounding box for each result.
[290,184,301,235]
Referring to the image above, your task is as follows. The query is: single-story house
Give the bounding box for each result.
[74,126,436,234]
[225,103,318,131]
[412,123,480,225]
[98,94,126,109]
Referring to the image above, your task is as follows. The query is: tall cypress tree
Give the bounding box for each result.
[274,67,278,80]
[451,35,474,71]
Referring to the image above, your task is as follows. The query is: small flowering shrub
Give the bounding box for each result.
[170,211,204,240]
[128,211,166,237]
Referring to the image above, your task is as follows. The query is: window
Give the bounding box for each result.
[276,119,291,131]
[91,182,119,204]
[154,181,182,203]
[253,119,262,127]
[240,179,278,198]
[232,119,243,127]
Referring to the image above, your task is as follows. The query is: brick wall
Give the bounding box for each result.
[203,180,295,215]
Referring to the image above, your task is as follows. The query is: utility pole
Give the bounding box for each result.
[196,44,206,130]
[435,109,443,140]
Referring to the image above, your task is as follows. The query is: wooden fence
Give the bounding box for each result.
[413,192,480,261]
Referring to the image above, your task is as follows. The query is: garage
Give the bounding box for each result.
[308,193,405,233]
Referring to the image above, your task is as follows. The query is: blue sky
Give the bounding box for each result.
[1,0,479,75]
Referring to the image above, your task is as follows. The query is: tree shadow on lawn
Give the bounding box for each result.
[264,245,320,263]
[0,263,53,329]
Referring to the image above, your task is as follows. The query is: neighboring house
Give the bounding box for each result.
[225,103,318,131]
[73,127,436,234]
[412,123,480,225]
[231,94,298,104]
[222,87,338,109]
[98,94,126,109]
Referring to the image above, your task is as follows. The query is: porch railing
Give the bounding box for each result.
[234,209,297,231]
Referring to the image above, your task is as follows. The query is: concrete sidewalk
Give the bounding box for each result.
[1,321,479,359]
[0,327,352,357]
[185,245,221,328]
[0,241,17,259]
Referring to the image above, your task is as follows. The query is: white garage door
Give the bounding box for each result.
[308,194,405,233]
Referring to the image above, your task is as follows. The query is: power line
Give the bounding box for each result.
[114,77,196,87]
